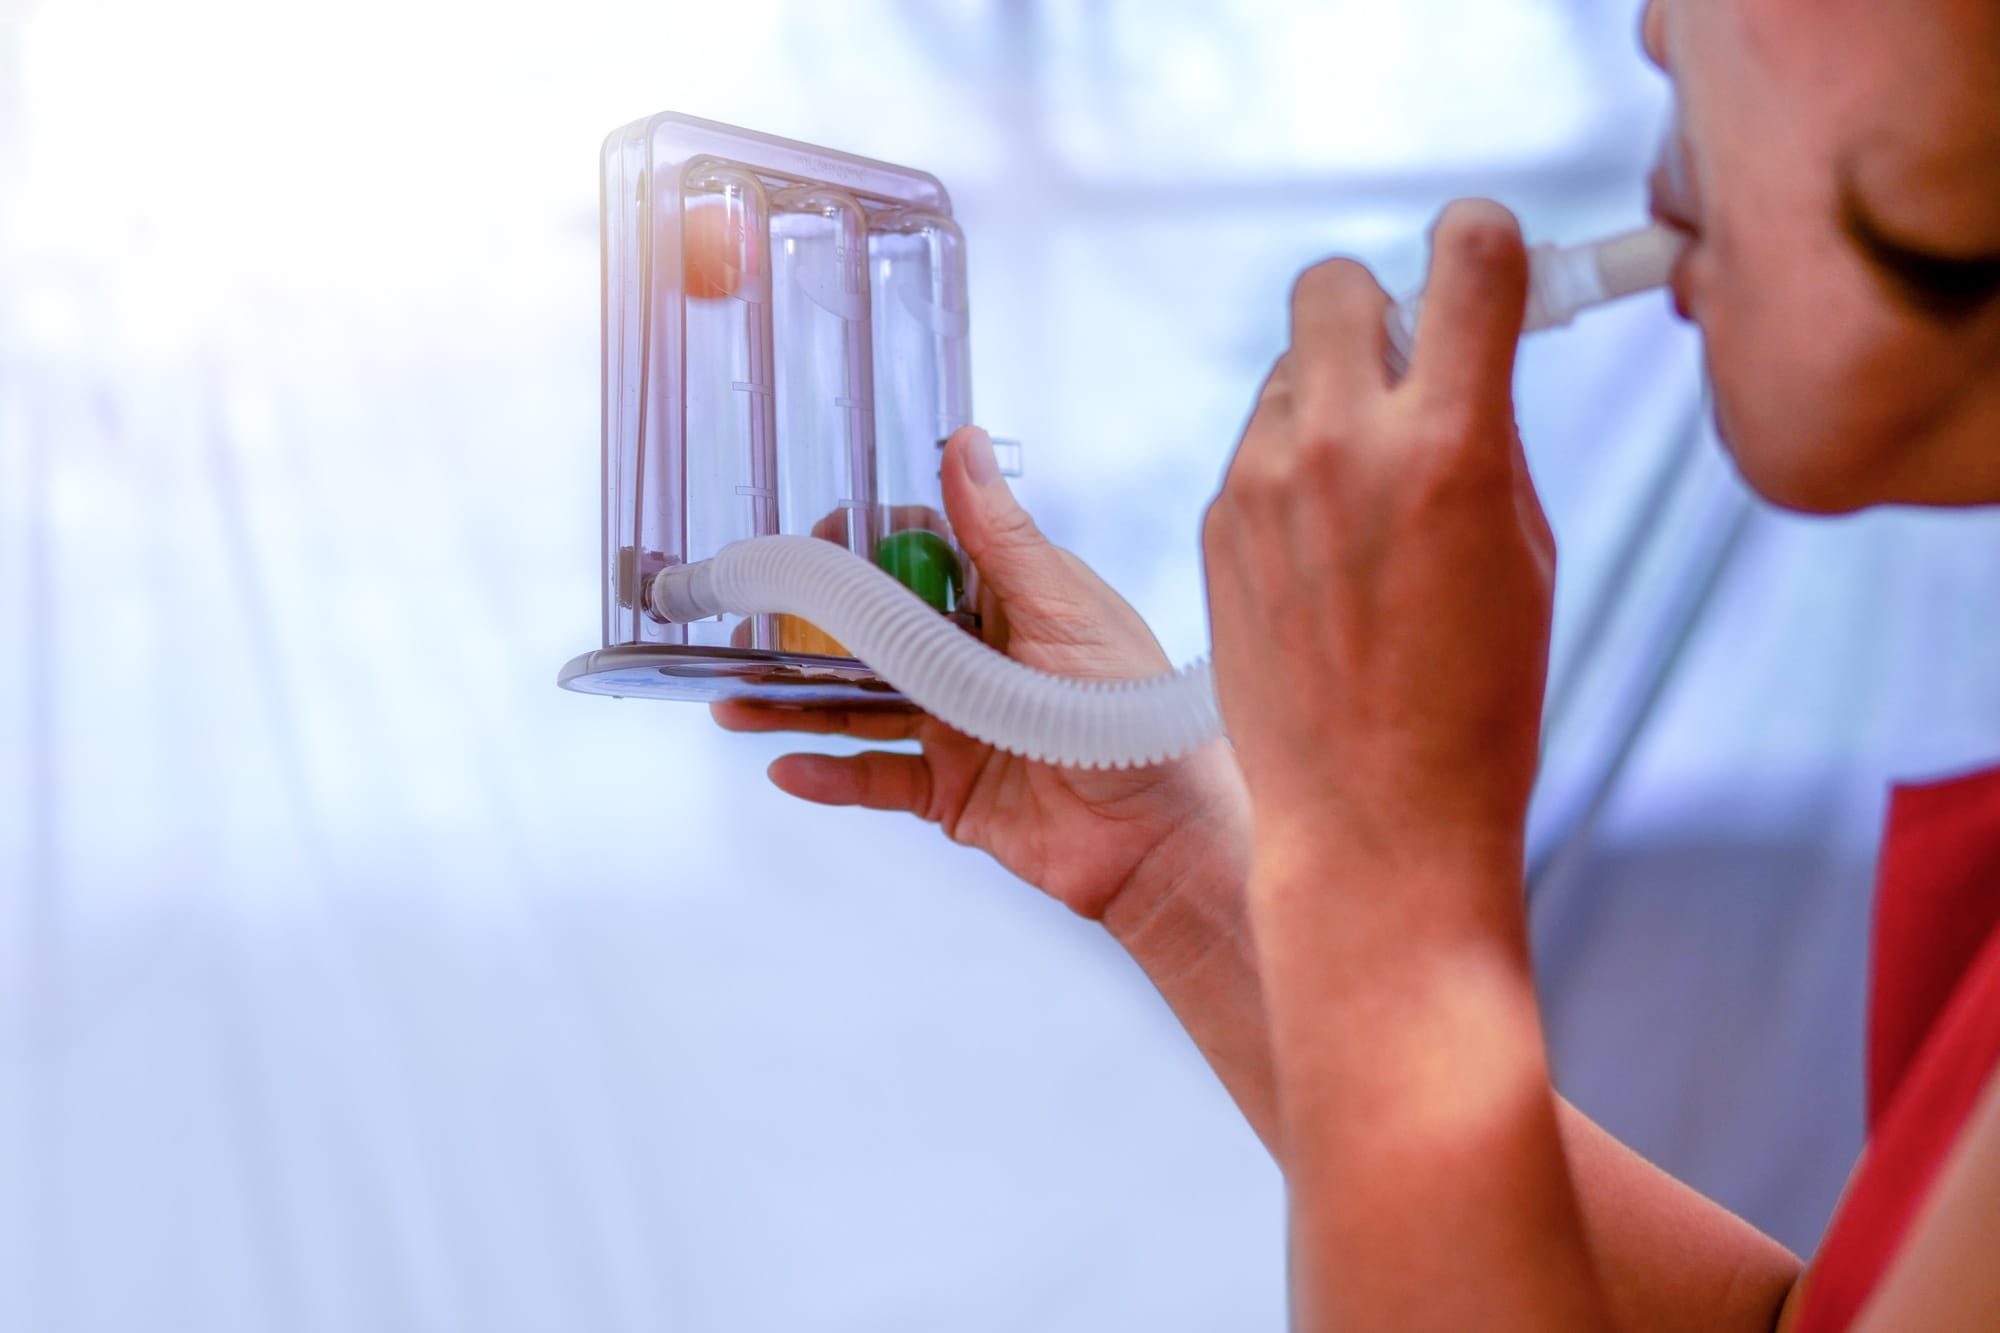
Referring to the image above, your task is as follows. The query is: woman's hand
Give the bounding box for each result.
[1202,199,1555,907]
[1207,201,1607,1332]
[713,426,1249,926]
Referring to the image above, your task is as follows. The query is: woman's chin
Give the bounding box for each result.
[1712,418,1874,516]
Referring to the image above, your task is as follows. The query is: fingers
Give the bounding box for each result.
[1287,258,1393,427]
[1408,199,1529,416]
[939,425,1068,607]
[767,751,935,816]
[1220,262,1386,502]
[808,509,846,544]
[709,700,922,741]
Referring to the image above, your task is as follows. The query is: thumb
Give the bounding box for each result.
[940,426,1063,603]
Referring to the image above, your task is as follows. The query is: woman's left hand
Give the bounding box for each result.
[1202,199,1556,915]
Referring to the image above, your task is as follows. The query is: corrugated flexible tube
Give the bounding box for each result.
[653,224,1687,770]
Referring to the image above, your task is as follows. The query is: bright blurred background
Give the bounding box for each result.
[7,2,2000,1330]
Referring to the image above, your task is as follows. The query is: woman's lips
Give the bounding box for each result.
[1648,196,1696,238]
[1648,170,1701,321]
[1657,232,1696,320]
[1647,160,1701,236]
[1646,113,1703,320]
[1668,253,1694,321]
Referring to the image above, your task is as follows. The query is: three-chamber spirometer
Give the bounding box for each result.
[559,113,998,705]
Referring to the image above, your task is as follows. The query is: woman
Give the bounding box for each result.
[716,0,2000,1326]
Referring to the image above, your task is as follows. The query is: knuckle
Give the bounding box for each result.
[1293,428,1347,478]
[854,757,892,803]
[1200,498,1232,560]
[1221,458,1275,506]
[1201,499,1230,555]
[1288,361,1359,431]
[1225,459,1292,516]
[1532,512,1559,570]
[987,502,1044,550]
[1258,356,1294,406]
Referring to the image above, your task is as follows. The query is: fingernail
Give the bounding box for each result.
[963,427,1002,488]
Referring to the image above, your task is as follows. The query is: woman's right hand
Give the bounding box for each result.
[711,426,1249,924]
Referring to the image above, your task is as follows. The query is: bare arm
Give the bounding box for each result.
[1105,829,1800,1331]
[1148,197,1805,1329]
[733,421,1804,1328]
[1260,866,1608,1329]
[1560,1093,1803,1332]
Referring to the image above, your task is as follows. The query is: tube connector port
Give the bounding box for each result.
[647,561,724,624]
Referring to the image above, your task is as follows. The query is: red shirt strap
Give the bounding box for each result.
[1868,767,2000,1123]
[1794,764,2000,1332]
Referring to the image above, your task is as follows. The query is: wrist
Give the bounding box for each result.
[1098,759,1281,1152]
[1247,819,1531,966]
[1250,793,1528,883]
[1101,760,1254,973]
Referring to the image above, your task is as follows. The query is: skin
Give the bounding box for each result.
[714,0,2000,1325]
[1649,0,2000,510]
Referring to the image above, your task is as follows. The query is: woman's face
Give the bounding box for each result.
[1643,0,2000,511]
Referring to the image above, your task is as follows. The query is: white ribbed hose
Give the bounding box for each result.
[647,225,1685,770]
[650,536,1222,770]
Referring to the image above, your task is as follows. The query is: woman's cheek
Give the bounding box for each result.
[1694,260,1828,506]
[1704,267,1933,513]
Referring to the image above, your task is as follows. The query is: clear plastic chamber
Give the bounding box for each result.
[560,112,979,704]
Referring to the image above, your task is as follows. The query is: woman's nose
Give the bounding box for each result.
[1640,0,1670,71]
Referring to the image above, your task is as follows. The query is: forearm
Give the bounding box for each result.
[1558,1100,1801,1332]
[1105,830,1799,1331]
[1256,854,1610,1331]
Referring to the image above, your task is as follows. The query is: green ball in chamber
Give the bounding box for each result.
[874,529,964,613]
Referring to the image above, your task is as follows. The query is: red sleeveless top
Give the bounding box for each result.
[1793,765,2000,1331]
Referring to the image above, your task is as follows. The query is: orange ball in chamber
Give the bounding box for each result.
[683,203,755,301]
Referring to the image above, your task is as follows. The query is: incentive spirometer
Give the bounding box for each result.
[558,112,1684,770]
